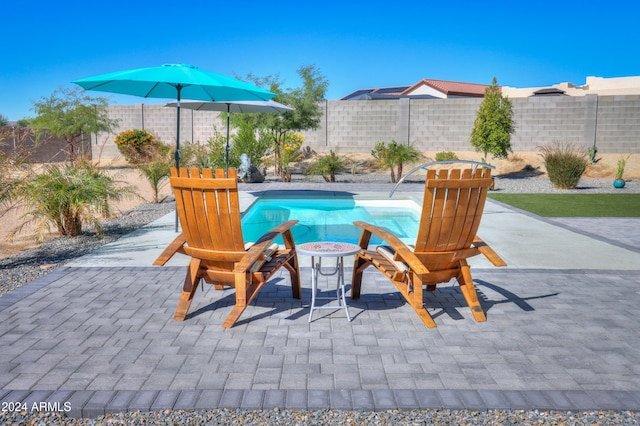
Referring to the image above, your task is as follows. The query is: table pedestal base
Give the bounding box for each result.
[308,256,351,323]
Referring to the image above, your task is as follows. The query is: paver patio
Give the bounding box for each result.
[1,183,639,417]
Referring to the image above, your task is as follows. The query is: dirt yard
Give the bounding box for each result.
[1,151,638,260]
[408,151,639,178]
[0,160,173,259]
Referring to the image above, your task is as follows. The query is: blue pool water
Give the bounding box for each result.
[241,197,420,245]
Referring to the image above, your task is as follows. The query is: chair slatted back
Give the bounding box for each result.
[170,168,245,255]
[414,168,493,254]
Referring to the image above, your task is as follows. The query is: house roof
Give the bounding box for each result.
[341,78,495,100]
[405,78,493,97]
[531,87,567,96]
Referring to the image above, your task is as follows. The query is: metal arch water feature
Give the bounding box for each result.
[388,160,496,197]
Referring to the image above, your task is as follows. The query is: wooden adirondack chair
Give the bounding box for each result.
[351,167,506,328]
[153,168,301,328]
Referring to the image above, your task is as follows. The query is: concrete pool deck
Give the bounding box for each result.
[66,183,640,271]
[1,182,640,417]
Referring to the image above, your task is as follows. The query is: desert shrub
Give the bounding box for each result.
[435,151,458,161]
[206,129,228,170]
[177,142,209,169]
[306,150,345,182]
[346,157,358,175]
[0,127,34,206]
[278,133,304,182]
[509,153,523,162]
[201,123,268,171]
[540,143,588,189]
[114,129,158,164]
[230,122,271,169]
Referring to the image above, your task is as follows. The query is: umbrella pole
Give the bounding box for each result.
[225,103,230,177]
[175,90,182,170]
[174,87,182,232]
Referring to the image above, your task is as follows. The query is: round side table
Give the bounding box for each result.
[297,241,361,322]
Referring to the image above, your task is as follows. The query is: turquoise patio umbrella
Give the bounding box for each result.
[73,63,276,171]
[73,63,276,231]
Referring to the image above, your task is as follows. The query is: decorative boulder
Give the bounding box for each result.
[246,166,264,183]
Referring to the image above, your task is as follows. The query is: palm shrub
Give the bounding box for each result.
[137,143,173,203]
[540,143,588,189]
[306,150,345,182]
[372,141,394,180]
[371,140,422,183]
[114,129,158,164]
[8,160,135,242]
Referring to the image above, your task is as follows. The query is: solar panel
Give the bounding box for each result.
[376,86,409,94]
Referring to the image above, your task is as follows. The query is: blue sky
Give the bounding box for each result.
[1,0,638,121]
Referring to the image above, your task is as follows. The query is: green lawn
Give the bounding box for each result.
[487,193,640,217]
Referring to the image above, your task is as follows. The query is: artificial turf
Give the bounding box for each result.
[487,193,640,217]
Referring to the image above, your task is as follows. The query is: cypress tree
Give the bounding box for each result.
[470,77,515,160]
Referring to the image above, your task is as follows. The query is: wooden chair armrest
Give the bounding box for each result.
[473,236,507,267]
[234,220,299,273]
[153,233,187,266]
[353,221,430,275]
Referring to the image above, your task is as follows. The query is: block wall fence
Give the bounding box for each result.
[91,94,640,160]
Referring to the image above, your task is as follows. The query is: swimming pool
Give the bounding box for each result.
[241,197,420,245]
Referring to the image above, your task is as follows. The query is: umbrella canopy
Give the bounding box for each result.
[72,63,275,169]
[166,99,293,114]
[165,100,293,172]
[73,64,275,103]
[73,63,275,231]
